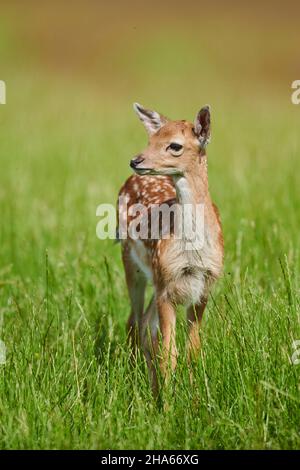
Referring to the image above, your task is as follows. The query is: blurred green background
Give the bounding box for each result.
[0,0,300,449]
[1,0,299,277]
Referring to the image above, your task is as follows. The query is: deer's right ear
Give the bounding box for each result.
[194,105,211,149]
[133,103,168,136]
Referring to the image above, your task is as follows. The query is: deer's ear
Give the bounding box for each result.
[133,103,168,136]
[194,105,211,149]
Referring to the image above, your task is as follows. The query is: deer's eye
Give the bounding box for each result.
[167,143,184,156]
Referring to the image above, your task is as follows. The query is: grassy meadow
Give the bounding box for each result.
[0,0,300,449]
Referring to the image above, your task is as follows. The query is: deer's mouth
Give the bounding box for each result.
[133,168,153,176]
[133,166,183,177]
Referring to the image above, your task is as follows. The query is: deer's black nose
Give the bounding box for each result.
[130,155,144,169]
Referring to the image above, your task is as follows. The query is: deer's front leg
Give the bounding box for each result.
[186,297,207,361]
[157,298,177,379]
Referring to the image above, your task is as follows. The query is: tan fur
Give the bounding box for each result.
[118,106,223,391]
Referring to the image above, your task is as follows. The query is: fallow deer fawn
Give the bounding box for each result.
[118,104,223,390]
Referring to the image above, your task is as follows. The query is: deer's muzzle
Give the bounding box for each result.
[130,155,145,169]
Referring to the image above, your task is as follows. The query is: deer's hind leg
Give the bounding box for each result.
[140,295,159,358]
[122,243,147,353]
[140,295,160,390]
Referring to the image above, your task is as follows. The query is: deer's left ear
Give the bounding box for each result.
[133,103,168,136]
[194,105,211,149]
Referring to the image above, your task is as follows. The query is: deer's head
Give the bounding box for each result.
[130,103,211,177]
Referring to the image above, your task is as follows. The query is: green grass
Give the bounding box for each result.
[0,4,300,449]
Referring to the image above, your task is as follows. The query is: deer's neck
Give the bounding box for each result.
[172,156,210,247]
[170,156,210,251]
[173,156,209,207]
